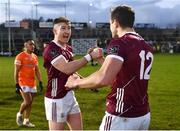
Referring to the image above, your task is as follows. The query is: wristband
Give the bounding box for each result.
[84,54,92,62]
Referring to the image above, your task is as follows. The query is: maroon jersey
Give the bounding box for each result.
[106,32,154,117]
[43,41,73,99]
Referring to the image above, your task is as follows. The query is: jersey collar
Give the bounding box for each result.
[52,40,66,50]
[123,32,140,37]
[122,32,143,39]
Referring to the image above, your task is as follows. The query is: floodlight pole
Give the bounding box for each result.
[5,3,8,22]
[8,0,11,56]
[31,3,34,39]
[88,3,93,26]
[88,4,90,24]
[0,33,3,54]
[35,4,38,20]
[64,3,66,17]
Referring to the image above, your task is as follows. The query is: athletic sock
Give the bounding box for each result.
[17,112,22,116]
[23,118,29,123]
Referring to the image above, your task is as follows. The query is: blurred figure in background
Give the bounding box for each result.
[14,39,43,127]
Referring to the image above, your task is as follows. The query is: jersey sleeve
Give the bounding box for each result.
[44,45,63,65]
[106,39,126,62]
[14,53,23,65]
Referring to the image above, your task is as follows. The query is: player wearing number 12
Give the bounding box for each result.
[65,5,154,130]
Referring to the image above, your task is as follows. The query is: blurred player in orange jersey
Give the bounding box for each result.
[14,39,43,127]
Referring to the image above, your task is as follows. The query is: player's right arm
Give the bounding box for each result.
[14,55,22,84]
[14,64,21,84]
[52,49,102,75]
[52,56,89,75]
[14,55,22,93]
[44,47,102,75]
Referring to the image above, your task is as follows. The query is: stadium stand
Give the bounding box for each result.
[0,21,180,56]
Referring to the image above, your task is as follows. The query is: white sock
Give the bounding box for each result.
[24,118,29,123]
[17,112,22,116]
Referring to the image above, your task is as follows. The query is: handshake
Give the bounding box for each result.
[84,47,103,62]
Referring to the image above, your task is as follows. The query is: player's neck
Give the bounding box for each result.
[25,50,32,54]
[118,28,135,38]
[53,39,66,48]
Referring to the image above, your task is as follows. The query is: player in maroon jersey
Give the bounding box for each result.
[43,17,102,130]
[65,5,154,130]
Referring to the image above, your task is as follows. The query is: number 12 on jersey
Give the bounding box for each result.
[139,50,153,80]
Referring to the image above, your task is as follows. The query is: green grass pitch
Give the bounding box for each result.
[0,53,180,130]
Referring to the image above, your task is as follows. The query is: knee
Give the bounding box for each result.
[23,100,32,107]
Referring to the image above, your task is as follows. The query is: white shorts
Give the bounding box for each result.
[99,112,150,130]
[44,91,80,123]
[20,85,37,93]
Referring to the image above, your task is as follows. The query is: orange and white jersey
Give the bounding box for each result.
[14,51,38,87]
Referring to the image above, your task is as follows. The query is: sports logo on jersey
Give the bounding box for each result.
[109,45,119,55]
[49,49,60,59]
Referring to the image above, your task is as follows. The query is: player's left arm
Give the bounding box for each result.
[34,55,42,82]
[35,65,42,82]
[35,64,44,92]
[65,56,123,89]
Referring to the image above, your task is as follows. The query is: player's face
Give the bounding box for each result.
[54,22,71,44]
[110,19,118,38]
[25,41,35,53]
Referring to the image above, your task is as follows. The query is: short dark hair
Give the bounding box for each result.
[111,5,135,28]
[23,39,35,45]
[24,39,33,43]
[53,17,70,25]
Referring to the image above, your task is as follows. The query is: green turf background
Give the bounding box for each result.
[0,53,180,129]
